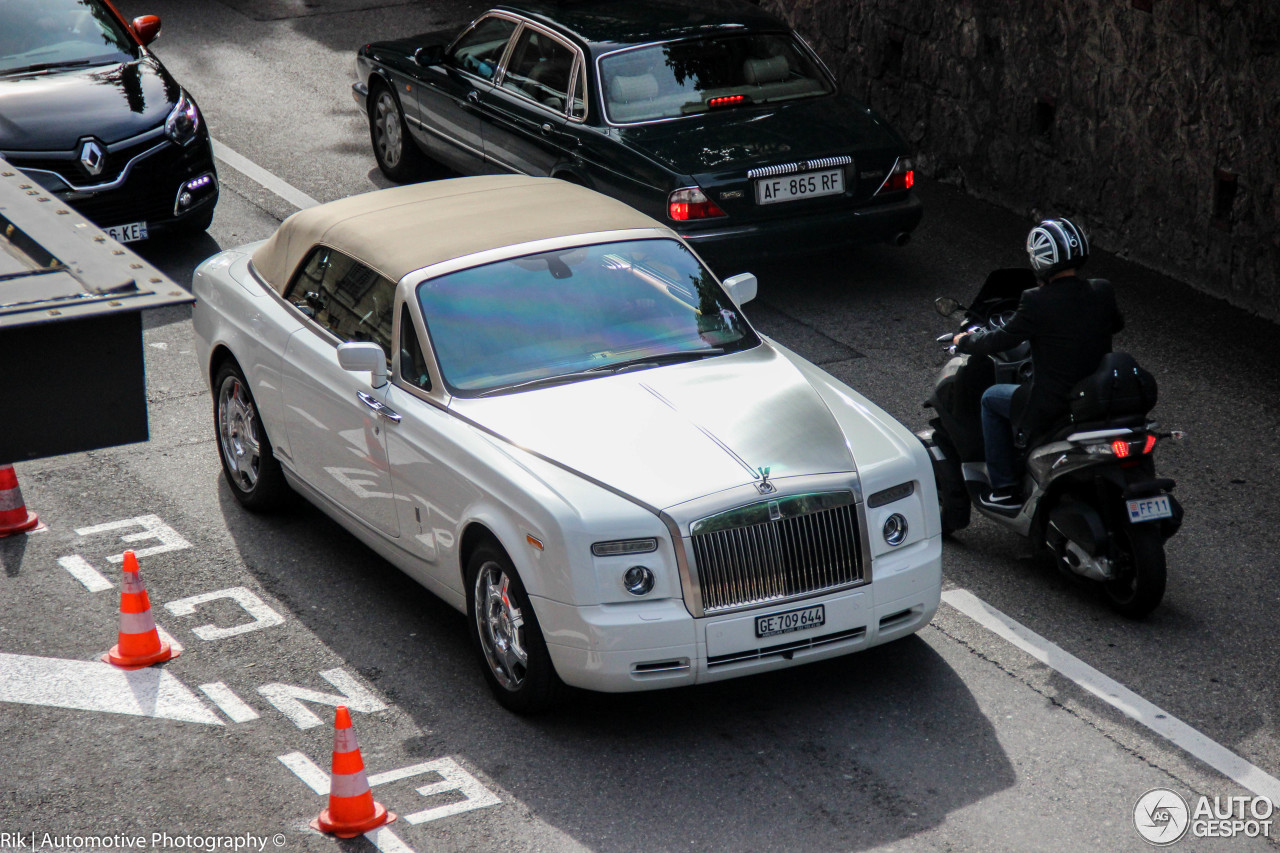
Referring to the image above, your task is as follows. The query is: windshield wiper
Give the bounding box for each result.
[601,348,726,373]
[474,349,726,397]
[2,59,94,77]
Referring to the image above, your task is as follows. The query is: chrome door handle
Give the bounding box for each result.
[540,122,553,134]
[356,390,402,423]
[466,90,480,103]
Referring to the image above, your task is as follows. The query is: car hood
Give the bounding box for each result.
[450,343,865,510]
[0,58,178,150]
[615,96,902,177]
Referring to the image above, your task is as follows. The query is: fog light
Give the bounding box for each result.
[882,513,908,546]
[178,191,193,209]
[623,565,655,596]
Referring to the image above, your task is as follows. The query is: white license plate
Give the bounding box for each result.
[755,168,845,205]
[1127,494,1172,522]
[755,604,825,638]
[106,221,149,243]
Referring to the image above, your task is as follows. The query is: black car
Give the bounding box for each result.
[0,0,218,243]
[352,0,921,261]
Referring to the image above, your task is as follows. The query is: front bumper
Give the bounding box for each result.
[6,133,219,235]
[679,193,923,260]
[537,534,942,693]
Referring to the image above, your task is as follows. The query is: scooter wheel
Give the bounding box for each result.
[1099,524,1166,619]
[931,439,970,535]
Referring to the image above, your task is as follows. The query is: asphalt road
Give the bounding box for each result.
[1,2,1278,852]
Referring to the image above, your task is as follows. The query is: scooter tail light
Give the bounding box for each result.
[1143,434,1157,454]
[1111,439,1131,458]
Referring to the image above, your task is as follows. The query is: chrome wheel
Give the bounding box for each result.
[373,90,403,170]
[218,374,261,493]
[473,560,528,691]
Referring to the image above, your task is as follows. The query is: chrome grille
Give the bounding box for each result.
[690,491,863,613]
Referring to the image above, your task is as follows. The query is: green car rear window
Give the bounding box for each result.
[600,33,833,124]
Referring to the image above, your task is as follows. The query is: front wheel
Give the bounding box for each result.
[214,361,292,512]
[1099,523,1166,619]
[466,542,563,714]
[929,431,970,535]
[369,86,425,182]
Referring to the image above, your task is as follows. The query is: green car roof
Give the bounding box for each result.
[493,0,788,52]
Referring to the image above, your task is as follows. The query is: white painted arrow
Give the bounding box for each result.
[0,652,222,725]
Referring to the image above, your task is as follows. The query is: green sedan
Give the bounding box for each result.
[352,0,922,261]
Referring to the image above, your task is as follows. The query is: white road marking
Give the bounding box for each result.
[164,586,285,641]
[364,826,417,853]
[199,682,260,723]
[257,668,387,729]
[402,758,502,825]
[943,589,1280,803]
[278,751,330,795]
[75,515,192,563]
[211,138,320,211]
[278,752,500,828]
[0,652,220,725]
[57,555,113,592]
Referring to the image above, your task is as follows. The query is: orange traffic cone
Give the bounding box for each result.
[0,464,39,537]
[104,550,179,669]
[311,706,396,838]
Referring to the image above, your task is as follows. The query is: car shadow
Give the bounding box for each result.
[216,479,1016,852]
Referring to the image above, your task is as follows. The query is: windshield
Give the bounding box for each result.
[0,0,135,76]
[600,33,832,124]
[417,238,758,396]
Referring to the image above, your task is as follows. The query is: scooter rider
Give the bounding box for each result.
[951,218,1124,514]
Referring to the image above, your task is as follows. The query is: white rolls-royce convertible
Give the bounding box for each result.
[191,176,942,712]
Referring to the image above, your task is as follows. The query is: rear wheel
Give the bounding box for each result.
[1099,523,1166,619]
[466,542,563,714]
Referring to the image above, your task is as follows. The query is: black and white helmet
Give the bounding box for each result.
[1026,218,1089,278]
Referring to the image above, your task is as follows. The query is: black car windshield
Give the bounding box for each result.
[0,0,135,76]
[416,238,759,396]
[600,33,832,124]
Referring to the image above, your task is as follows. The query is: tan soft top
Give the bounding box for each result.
[250,175,666,292]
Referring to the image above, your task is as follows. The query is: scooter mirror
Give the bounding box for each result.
[934,297,963,317]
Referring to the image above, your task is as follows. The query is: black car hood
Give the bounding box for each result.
[0,58,179,150]
[615,95,903,176]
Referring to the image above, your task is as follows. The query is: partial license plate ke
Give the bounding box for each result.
[1127,494,1172,523]
[755,168,844,205]
[106,221,149,244]
[755,604,825,638]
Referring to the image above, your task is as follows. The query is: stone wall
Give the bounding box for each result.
[761,0,1280,320]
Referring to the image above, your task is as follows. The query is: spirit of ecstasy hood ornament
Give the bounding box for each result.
[755,466,775,495]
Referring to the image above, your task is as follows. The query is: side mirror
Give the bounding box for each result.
[337,342,388,388]
[131,15,161,46]
[414,45,445,67]
[723,272,757,307]
[934,296,962,317]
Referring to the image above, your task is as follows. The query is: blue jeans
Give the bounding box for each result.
[981,384,1020,490]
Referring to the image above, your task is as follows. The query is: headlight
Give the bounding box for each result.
[165,92,201,145]
[623,566,656,596]
[882,513,908,546]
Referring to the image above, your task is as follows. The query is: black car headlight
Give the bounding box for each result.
[165,92,201,145]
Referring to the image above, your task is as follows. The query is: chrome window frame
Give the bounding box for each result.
[489,17,589,124]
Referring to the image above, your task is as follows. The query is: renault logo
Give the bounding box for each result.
[79,140,105,177]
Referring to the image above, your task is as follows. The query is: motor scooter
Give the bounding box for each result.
[917,269,1183,618]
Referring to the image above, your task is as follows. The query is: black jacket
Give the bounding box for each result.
[957,275,1124,444]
